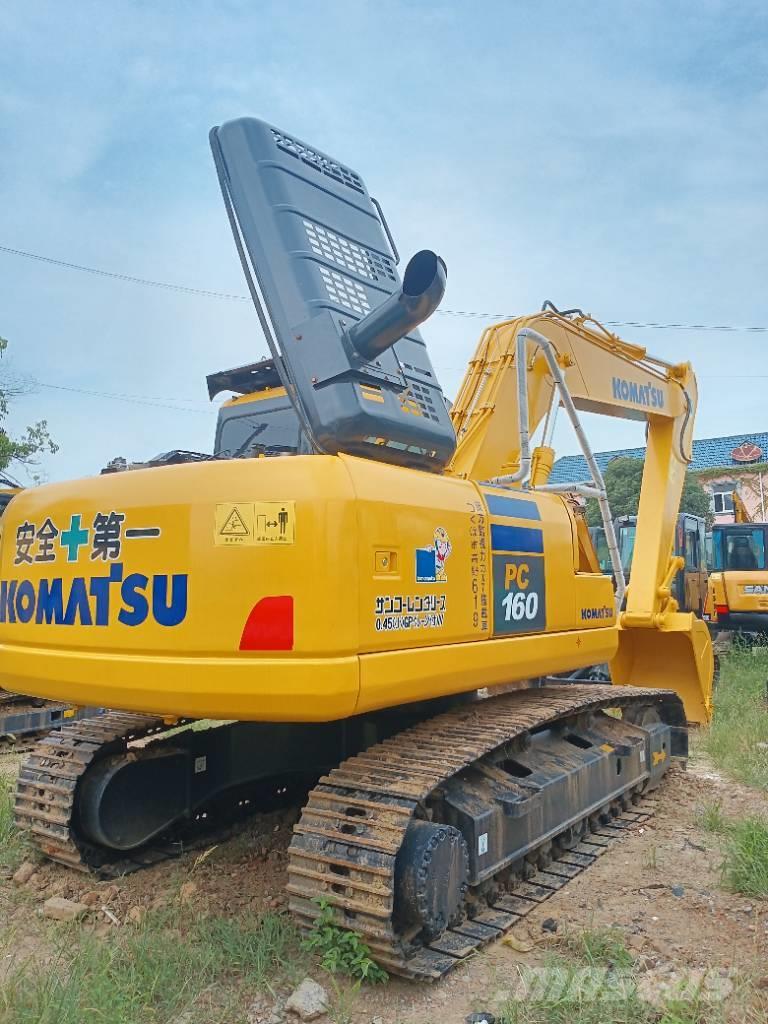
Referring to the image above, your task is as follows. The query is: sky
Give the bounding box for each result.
[2,0,767,484]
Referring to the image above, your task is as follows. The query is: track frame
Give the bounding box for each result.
[287,684,685,978]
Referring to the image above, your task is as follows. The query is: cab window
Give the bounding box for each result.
[617,524,636,573]
[684,528,700,570]
[715,529,767,571]
[591,528,611,573]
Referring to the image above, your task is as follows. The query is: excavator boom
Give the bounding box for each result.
[449,308,713,722]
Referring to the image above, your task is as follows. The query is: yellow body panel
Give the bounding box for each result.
[0,312,714,724]
[705,570,768,618]
[224,387,288,407]
[0,455,619,721]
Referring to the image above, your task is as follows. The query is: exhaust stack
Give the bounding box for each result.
[346,250,447,361]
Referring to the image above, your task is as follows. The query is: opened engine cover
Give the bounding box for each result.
[210,117,456,469]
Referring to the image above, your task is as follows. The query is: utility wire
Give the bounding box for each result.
[32,370,768,417]
[36,381,214,414]
[0,245,248,302]
[2,244,767,334]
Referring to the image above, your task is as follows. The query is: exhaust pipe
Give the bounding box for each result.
[346,249,447,361]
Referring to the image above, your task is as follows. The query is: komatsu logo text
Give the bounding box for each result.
[581,605,614,621]
[612,377,664,409]
[0,564,188,627]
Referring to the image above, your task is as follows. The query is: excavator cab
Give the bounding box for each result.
[706,522,768,632]
[718,529,764,571]
[208,358,307,458]
[615,512,708,617]
[588,525,612,573]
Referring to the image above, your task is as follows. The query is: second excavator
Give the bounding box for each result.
[3,117,712,978]
[706,490,768,634]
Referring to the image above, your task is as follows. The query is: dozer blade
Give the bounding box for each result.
[610,612,713,724]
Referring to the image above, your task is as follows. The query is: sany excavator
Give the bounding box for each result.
[706,489,768,634]
[3,118,712,979]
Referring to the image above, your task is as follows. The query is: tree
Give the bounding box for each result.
[0,336,57,473]
[586,456,711,526]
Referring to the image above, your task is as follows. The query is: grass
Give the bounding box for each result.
[720,817,768,898]
[0,907,307,1024]
[696,801,768,895]
[704,646,768,788]
[641,844,659,872]
[695,798,728,835]
[0,776,28,872]
[498,928,749,1024]
[500,986,652,1024]
[556,926,634,971]
[696,799,768,898]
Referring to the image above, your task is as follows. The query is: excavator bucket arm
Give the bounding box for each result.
[448,308,714,723]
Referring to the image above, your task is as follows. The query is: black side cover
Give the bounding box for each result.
[210,117,456,469]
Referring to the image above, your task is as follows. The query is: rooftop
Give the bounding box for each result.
[550,431,768,485]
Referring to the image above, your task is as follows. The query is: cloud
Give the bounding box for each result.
[1,0,766,481]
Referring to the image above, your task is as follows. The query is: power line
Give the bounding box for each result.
[33,371,768,419]
[0,245,248,302]
[36,381,214,414]
[2,243,767,334]
[441,311,768,332]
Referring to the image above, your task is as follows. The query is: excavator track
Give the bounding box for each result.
[14,711,170,872]
[14,684,682,981]
[287,684,682,980]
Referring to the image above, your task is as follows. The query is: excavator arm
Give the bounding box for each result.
[733,491,752,523]
[448,307,713,722]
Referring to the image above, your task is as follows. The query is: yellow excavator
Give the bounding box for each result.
[705,489,768,634]
[2,118,712,978]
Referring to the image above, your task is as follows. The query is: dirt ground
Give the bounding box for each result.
[1,740,767,1023]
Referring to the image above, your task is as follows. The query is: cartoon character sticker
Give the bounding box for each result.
[433,527,452,581]
[415,527,452,583]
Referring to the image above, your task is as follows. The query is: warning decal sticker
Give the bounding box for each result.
[214,502,295,546]
[220,507,250,538]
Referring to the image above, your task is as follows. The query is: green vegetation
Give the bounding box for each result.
[302,898,388,984]
[0,908,305,1024]
[704,647,768,789]
[0,776,28,871]
[585,457,711,527]
[0,335,57,473]
[500,985,651,1024]
[695,798,728,835]
[696,652,768,898]
[720,817,768,898]
[499,928,748,1024]
[501,995,721,1024]
[557,926,634,971]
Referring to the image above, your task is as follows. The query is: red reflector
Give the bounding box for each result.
[239,596,294,651]
[714,604,729,617]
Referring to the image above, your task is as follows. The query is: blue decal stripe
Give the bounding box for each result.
[483,493,541,521]
[490,524,544,554]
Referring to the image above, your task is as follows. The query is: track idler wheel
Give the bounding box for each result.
[394,820,469,941]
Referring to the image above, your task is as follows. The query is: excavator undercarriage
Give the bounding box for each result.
[17,684,682,977]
